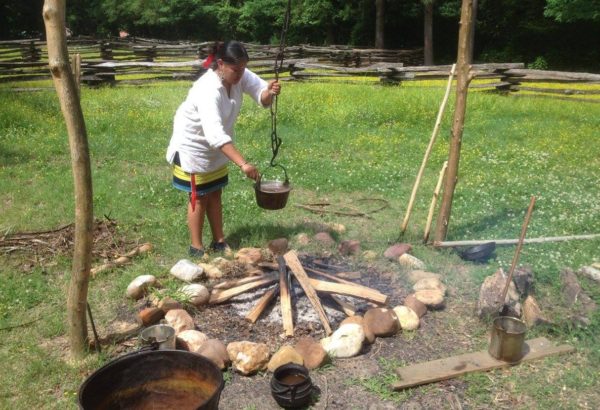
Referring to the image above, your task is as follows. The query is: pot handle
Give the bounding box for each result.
[257,164,289,187]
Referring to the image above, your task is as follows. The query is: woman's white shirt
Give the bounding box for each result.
[166,68,268,173]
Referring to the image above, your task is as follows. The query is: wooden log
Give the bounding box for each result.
[433,233,600,247]
[283,250,332,335]
[308,278,389,305]
[330,295,356,316]
[303,266,386,300]
[278,256,294,337]
[209,277,277,304]
[245,285,279,323]
[213,274,268,290]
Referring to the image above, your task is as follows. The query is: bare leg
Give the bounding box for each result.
[206,189,225,244]
[188,195,208,249]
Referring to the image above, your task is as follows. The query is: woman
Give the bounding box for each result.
[166,41,281,257]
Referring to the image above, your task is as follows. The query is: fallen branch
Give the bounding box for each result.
[294,198,389,218]
[433,233,600,247]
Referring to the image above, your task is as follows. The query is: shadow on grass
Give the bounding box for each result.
[451,207,516,239]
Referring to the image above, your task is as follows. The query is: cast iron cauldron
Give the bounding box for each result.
[270,363,313,408]
[78,349,224,410]
[255,175,291,210]
[460,242,496,262]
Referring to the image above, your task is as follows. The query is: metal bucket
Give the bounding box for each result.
[255,176,291,210]
[140,324,176,350]
[488,316,527,363]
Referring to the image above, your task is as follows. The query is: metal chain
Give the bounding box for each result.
[269,0,292,175]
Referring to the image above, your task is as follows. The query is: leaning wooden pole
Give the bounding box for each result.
[400,64,455,235]
[433,0,475,242]
[423,161,448,244]
[43,0,94,359]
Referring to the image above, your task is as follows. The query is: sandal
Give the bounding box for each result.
[189,246,205,258]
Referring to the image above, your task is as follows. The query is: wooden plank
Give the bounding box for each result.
[209,277,277,304]
[308,278,389,305]
[392,337,574,390]
[330,295,356,316]
[278,256,294,337]
[284,250,333,335]
[245,285,279,323]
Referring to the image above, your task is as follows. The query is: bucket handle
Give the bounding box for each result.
[256,164,289,191]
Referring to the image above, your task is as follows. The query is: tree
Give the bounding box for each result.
[422,0,435,64]
[544,0,600,22]
[375,0,385,48]
[434,0,475,242]
[43,0,94,359]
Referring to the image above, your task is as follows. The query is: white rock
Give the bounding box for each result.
[180,284,210,306]
[320,323,365,358]
[170,259,204,282]
[398,253,426,270]
[580,266,600,283]
[177,329,209,352]
[126,275,157,299]
[413,277,447,295]
[393,306,420,331]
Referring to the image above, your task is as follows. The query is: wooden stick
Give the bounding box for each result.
[278,256,294,337]
[400,64,456,234]
[284,250,333,335]
[245,285,279,323]
[432,233,600,248]
[209,277,277,304]
[330,295,356,316]
[423,161,448,243]
[500,196,535,307]
[213,274,267,290]
[308,278,389,305]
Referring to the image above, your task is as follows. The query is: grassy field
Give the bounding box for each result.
[0,79,599,408]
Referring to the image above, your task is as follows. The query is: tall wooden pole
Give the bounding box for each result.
[43,0,94,359]
[433,0,475,242]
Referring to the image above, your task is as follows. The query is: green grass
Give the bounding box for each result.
[0,79,599,408]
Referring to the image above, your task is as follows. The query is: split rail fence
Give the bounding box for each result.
[1,37,599,100]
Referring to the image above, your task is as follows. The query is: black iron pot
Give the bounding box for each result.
[460,241,496,262]
[270,363,313,409]
[78,349,224,410]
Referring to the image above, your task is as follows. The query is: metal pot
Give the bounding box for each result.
[140,324,176,350]
[78,349,224,410]
[488,316,527,363]
[255,175,291,210]
[460,241,496,262]
[270,363,313,409]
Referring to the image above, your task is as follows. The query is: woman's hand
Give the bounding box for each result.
[268,80,281,95]
[241,163,259,180]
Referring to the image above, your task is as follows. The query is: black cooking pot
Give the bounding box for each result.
[270,363,313,409]
[255,175,291,210]
[459,241,496,262]
[78,349,224,410]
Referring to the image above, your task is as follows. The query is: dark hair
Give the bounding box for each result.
[208,41,249,69]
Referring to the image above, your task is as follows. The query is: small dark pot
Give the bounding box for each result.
[460,242,496,262]
[255,177,291,210]
[270,363,313,409]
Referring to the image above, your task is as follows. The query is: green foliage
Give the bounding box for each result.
[528,55,549,70]
[544,0,600,22]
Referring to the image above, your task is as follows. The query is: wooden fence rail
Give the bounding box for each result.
[1,38,599,101]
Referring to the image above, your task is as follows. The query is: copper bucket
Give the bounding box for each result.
[254,172,291,211]
[488,316,527,363]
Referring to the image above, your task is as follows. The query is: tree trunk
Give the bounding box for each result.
[424,2,434,65]
[433,0,475,242]
[43,0,94,359]
[375,0,385,49]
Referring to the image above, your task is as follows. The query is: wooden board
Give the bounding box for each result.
[392,337,574,390]
[209,277,277,304]
[245,285,279,324]
[278,256,294,337]
[308,278,389,305]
